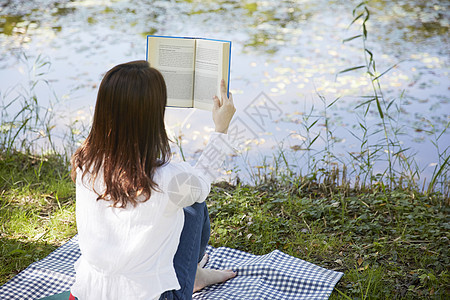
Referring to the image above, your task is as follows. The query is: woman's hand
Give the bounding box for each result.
[213,79,236,134]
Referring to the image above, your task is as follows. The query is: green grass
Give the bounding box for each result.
[1,151,448,298]
[207,181,449,299]
[0,151,76,285]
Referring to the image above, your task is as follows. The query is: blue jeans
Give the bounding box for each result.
[159,201,211,300]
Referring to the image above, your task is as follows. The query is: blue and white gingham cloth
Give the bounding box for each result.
[0,236,343,299]
[0,236,80,300]
[196,247,343,299]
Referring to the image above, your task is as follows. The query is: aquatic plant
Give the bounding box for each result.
[240,1,450,199]
[0,53,57,155]
[338,1,449,197]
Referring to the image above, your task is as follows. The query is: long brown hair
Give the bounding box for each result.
[71,60,171,208]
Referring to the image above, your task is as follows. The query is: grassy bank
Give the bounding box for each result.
[208,181,449,299]
[1,151,448,298]
[0,151,76,285]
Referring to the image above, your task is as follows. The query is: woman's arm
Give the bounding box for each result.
[167,79,236,208]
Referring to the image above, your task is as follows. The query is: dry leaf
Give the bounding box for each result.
[357,257,363,266]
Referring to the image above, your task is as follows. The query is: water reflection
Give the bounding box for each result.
[370,0,449,41]
[0,0,448,187]
[1,0,448,54]
[0,15,26,35]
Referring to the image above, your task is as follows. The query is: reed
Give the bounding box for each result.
[0,54,58,155]
[243,0,450,199]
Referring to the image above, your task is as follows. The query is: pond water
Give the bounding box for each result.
[0,0,449,186]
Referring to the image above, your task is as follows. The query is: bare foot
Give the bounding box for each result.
[193,254,237,293]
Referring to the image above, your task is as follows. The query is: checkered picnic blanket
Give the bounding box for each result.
[0,235,343,299]
[0,236,80,300]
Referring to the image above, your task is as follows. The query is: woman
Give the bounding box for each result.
[69,60,236,299]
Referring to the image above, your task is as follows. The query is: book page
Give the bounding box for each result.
[147,37,195,107]
[193,39,228,111]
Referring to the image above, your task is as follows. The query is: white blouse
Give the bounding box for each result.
[71,133,232,300]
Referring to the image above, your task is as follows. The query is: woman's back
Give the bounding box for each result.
[72,160,213,299]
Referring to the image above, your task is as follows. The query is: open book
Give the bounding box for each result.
[146,35,231,111]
